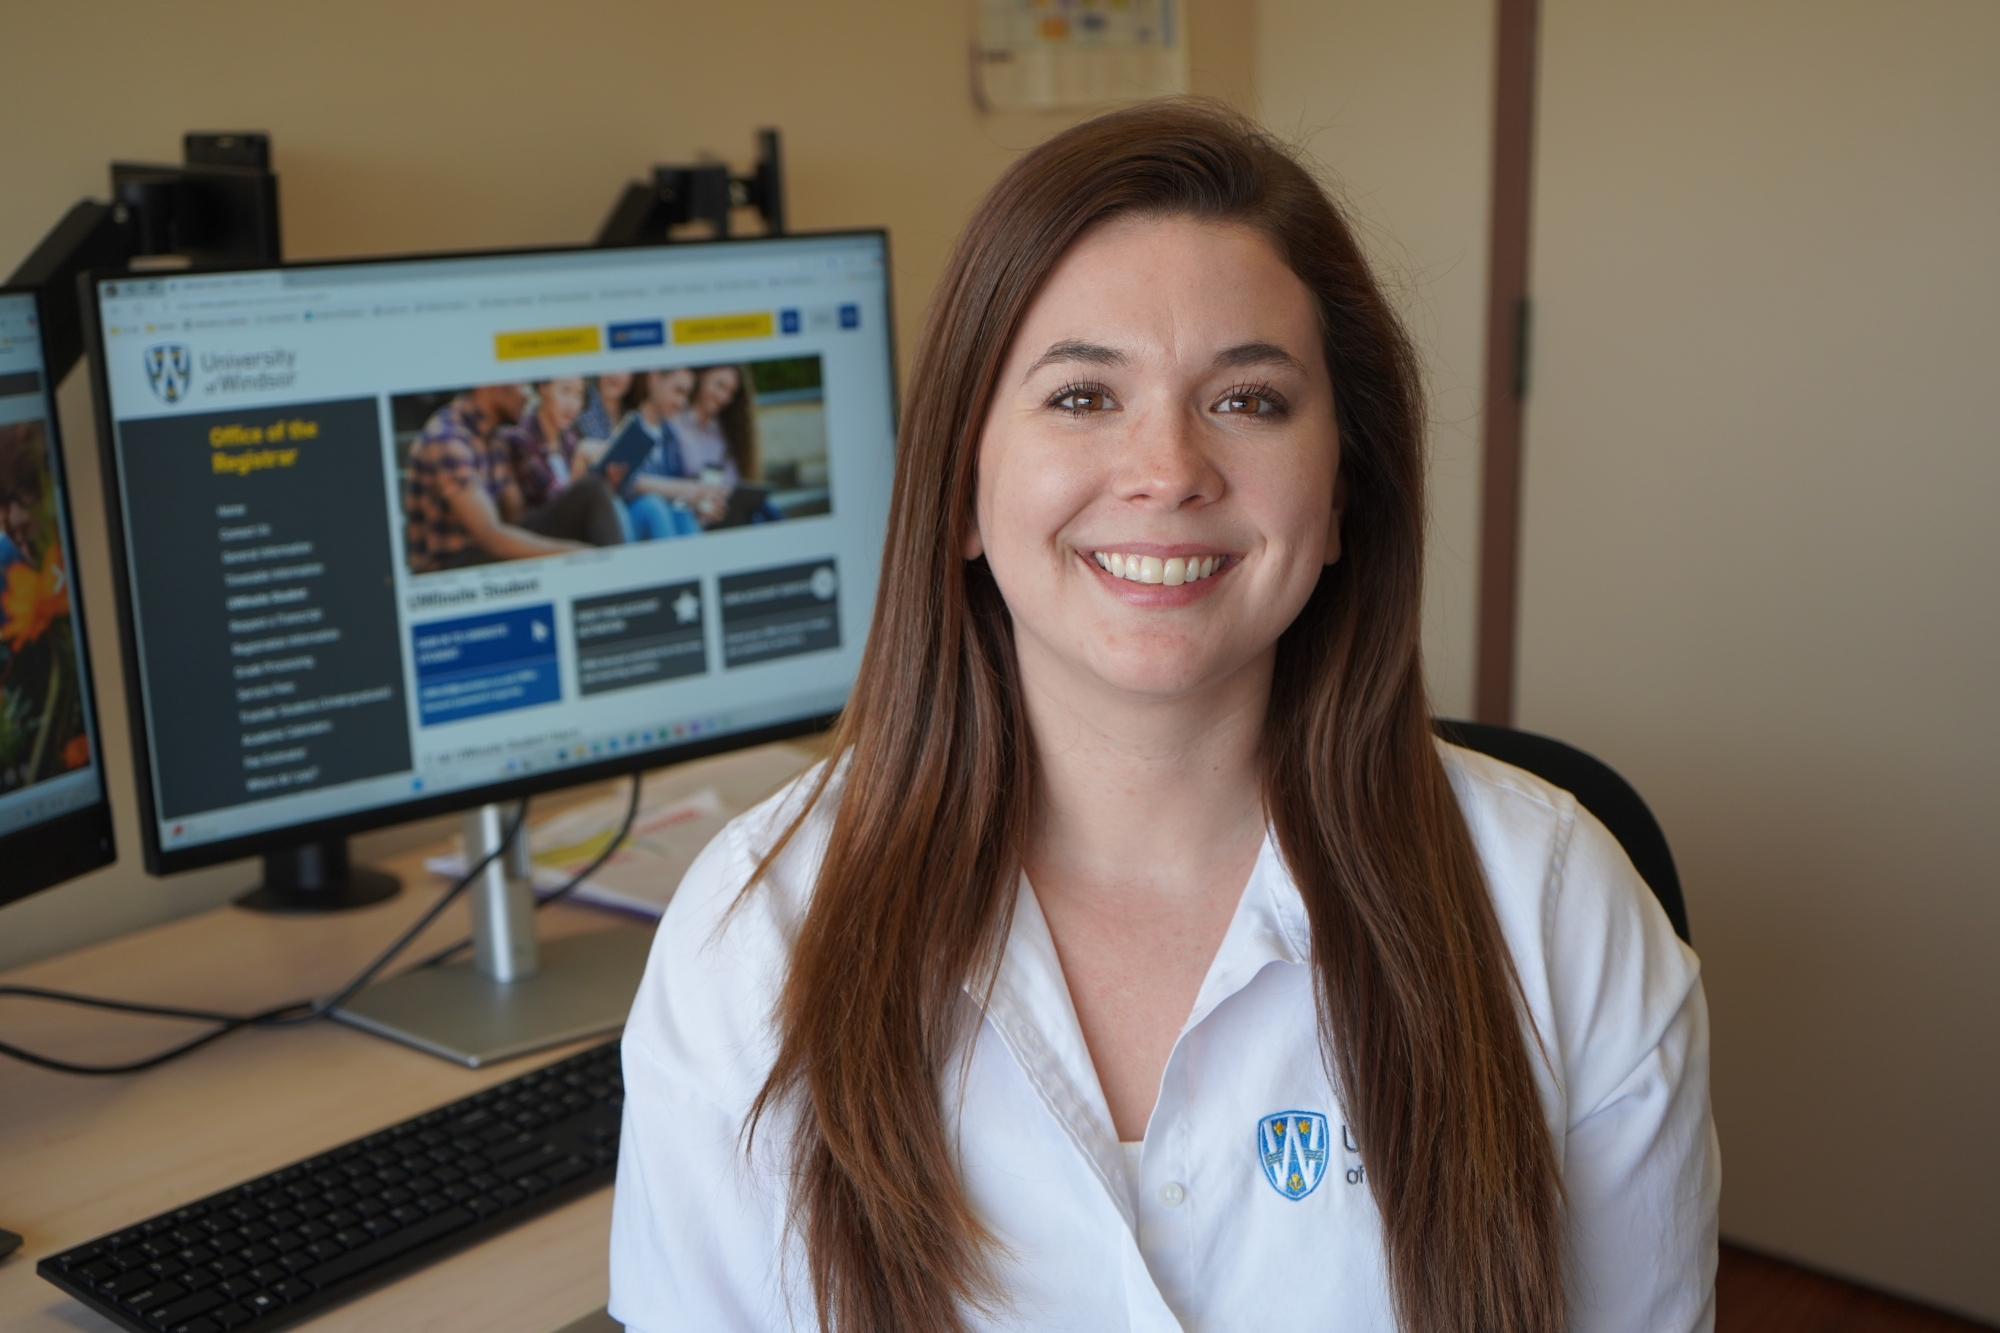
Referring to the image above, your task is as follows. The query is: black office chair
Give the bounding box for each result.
[1433,720,1690,945]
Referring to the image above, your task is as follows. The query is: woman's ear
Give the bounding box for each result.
[1324,470,1347,565]
[962,517,985,561]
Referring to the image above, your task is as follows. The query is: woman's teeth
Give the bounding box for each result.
[1092,552,1223,586]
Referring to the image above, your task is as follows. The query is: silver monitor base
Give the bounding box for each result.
[334,928,652,1068]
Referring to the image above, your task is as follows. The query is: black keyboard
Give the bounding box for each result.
[37,1039,623,1333]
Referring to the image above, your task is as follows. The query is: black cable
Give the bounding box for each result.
[0,800,530,1074]
[399,772,645,973]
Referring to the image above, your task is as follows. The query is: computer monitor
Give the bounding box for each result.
[0,286,115,906]
[82,234,896,1061]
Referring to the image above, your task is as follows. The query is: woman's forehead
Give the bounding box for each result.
[1015,217,1317,366]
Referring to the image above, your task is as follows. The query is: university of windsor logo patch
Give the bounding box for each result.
[145,344,192,403]
[1257,1110,1330,1200]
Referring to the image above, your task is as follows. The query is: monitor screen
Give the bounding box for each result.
[0,288,114,903]
[88,235,894,871]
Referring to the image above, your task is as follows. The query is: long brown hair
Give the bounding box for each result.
[696,363,760,480]
[749,100,1565,1333]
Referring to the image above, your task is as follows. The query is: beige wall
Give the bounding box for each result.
[1521,0,2000,1317]
[1256,0,1495,720]
[0,0,1250,970]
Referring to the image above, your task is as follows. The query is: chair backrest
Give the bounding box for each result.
[1433,720,1690,945]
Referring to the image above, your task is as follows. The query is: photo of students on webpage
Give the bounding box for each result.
[0,420,89,792]
[395,355,830,578]
[398,382,625,574]
[574,356,831,538]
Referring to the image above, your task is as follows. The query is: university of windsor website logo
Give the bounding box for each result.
[144,343,193,403]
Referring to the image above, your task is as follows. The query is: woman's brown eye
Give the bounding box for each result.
[1217,392,1273,415]
[1056,390,1106,412]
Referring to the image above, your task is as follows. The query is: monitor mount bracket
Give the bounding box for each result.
[7,132,282,387]
[595,127,785,246]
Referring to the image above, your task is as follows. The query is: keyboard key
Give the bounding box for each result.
[543,1156,592,1187]
[153,1287,224,1326]
[215,1276,260,1300]
[209,1256,247,1278]
[241,1291,280,1316]
[168,1318,220,1333]
[210,1303,254,1328]
[501,1144,560,1177]
[271,1278,315,1302]
[102,1269,160,1298]
[125,1279,186,1309]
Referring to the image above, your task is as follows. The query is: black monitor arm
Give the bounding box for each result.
[596,127,785,246]
[7,132,282,384]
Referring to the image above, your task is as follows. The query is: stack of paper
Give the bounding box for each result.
[424,742,818,919]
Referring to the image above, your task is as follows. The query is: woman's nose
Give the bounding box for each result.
[1114,407,1223,510]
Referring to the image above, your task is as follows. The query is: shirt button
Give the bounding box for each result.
[1157,1181,1186,1207]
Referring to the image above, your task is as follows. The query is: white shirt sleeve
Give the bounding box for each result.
[1546,804,1721,1333]
[608,812,810,1333]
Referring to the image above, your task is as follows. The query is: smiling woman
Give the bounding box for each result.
[609,101,1716,1333]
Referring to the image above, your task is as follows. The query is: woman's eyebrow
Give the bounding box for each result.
[1024,340,1126,378]
[1213,341,1308,374]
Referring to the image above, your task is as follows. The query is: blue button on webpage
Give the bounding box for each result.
[411,605,563,725]
[608,320,666,349]
[838,304,860,329]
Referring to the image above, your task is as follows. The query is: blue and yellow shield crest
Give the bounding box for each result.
[145,343,192,404]
[1257,1109,1330,1200]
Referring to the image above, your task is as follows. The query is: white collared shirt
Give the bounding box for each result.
[610,744,1720,1332]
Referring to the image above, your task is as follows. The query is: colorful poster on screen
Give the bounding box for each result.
[0,419,89,794]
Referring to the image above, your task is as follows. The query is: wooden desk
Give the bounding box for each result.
[0,831,649,1333]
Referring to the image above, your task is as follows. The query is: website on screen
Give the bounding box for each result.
[94,237,894,852]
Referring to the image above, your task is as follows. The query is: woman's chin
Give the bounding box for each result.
[1074,653,1246,706]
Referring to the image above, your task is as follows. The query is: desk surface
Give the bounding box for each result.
[0,828,648,1333]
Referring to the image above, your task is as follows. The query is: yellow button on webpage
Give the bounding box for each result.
[494,326,602,360]
[671,312,775,344]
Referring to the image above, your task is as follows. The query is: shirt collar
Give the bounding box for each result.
[975,832,1310,1226]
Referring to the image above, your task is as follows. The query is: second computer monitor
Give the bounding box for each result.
[87,234,896,878]
[0,286,115,905]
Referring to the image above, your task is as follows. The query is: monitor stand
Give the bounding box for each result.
[235,839,401,913]
[331,802,651,1067]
